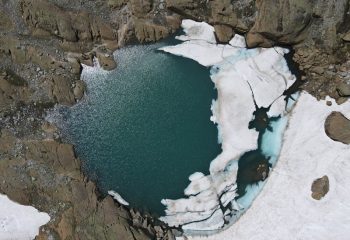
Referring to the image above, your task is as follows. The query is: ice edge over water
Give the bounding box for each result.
[159,20,297,232]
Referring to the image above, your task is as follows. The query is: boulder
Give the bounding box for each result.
[247,0,313,48]
[325,112,350,144]
[73,80,86,101]
[311,176,329,200]
[336,83,350,97]
[209,0,238,27]
[96,51,117,71]
[214,24,234,43]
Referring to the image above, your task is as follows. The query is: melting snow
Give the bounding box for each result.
[0,194,50,240]
[159,19,296,231]
[178,93,350,240]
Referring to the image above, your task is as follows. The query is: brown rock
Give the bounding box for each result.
[246,32,273,48]
[0,70,31,112]
[73,80,86,101]
[0,11,13,31]
[49,75,76,106]
[108,0,128,9]
[325,111,350,144]
[312,66,325,75]
[214,25,234,43]
[96,51,117,71]
[130,0,153,17]
[210,0,238,27]
[133,19,170,43]
[247,0,313,47]
[311,176,329,200]
[21,0,116,43]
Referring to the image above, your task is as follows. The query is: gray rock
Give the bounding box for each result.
[337,83,350,97]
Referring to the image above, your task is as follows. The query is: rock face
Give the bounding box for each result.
[311,176,329,200]
[0,130,160,240]
[247,0,312,47]
[325,112,350,144]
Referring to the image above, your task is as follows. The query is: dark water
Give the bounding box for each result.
[58,40,221,215]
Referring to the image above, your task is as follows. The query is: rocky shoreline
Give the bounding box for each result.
[0,0,349,239]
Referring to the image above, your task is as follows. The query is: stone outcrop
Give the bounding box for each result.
[0,129,162,239]
[325,112,350,144]
[311,176,329,200]
[21,0,117,43]
[246,0,313,48]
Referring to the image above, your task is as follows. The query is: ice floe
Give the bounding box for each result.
[178,93,350,240]
[0,194,50,240]
[159,19,297,232]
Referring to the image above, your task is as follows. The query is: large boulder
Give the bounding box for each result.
[325,112,350,144]
[214,24,234,43]
[247,0,313,48]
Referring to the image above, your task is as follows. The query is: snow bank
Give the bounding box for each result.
[159,19,296,231]
[0,194,50,240]
[176,20,216,43]
[108,190,130,206]
[178,93,350,240]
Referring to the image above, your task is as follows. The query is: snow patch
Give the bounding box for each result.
[0,194,50,240]
[108,190,130,206]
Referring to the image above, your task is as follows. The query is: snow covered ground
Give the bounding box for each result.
[0,194,50,240]
[178,93,350,240]
[159,20,296,231]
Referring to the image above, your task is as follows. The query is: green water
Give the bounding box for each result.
[59,40,221,215]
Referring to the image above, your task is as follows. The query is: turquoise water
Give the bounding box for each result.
[58,40,221,215]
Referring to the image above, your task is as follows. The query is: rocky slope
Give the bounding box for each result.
[0,0,349,240]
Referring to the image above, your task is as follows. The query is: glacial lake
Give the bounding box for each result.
[57,39,222,215]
